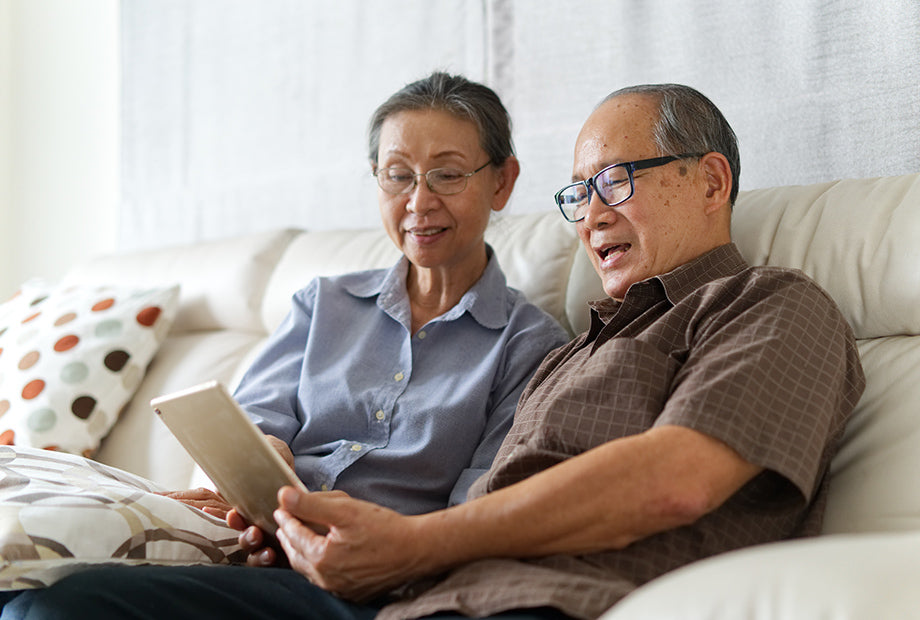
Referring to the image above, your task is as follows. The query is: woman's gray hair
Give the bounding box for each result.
[603,84,741,205]
[368,72,514,167]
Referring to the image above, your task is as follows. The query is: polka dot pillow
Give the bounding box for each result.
[0,280,179,457]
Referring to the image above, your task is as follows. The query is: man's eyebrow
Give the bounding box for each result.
[571,160,622,183]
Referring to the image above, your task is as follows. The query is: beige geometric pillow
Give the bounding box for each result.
[0,281,179,457]
[0,446,244,589]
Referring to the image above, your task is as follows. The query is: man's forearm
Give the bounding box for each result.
[411,424,762,572]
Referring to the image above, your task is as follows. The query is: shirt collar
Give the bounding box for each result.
[588,243,749,319]
[343,245,512,330]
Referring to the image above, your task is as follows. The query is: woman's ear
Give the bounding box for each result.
[491,156,521,213]
[699,152,732,214]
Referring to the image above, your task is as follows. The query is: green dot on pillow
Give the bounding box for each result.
[27,408,57,432]
[60,362,90,384]
[95,319,123,339]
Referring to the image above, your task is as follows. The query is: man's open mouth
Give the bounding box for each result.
[598,243,631,259]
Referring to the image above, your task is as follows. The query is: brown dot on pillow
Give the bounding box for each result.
[71,396,97,419]
[104,350,130,372]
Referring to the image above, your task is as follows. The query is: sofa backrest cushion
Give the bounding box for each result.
[62,229,299,333]
[732,173,920,340]
[261,212,582,335]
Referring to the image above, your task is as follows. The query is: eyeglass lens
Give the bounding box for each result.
[557,165,632,221]
[377,168,472,196]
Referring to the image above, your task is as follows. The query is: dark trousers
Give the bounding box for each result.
[0,565,571,619]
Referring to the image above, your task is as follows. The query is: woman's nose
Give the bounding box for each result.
[405,179,439,214]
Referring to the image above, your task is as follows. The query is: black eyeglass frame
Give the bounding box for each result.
[554,154,703,222]
[373,161,492,196]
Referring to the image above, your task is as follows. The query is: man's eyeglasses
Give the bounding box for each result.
[554,154,702,223]
[374,162,492,196]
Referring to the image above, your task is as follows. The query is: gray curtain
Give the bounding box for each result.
[120,0,920,250]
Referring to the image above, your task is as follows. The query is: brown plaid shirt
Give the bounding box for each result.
[379,244,865,620]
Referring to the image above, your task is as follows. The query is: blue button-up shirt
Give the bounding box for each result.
[233,251,568,515]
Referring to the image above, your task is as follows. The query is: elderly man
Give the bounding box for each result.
[5,85,865,620]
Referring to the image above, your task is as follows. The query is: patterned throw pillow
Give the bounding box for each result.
[0,446,245,589]
[0,281,179,457]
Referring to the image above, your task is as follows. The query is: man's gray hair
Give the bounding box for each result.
[603,84,741,205]
[368,72,514,168]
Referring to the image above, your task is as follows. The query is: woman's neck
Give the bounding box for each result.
[406,250,488,334]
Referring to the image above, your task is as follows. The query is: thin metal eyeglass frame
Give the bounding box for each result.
[374,161,492,196]
[554,154,702,222]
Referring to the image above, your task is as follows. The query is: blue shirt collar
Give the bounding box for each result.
[343,245,511,331]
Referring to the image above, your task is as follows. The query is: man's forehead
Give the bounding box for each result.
[572,95,658,177]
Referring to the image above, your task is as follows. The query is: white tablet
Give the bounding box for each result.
[151,380,308,535]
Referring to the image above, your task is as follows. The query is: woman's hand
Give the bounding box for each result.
[264,434,295,469]
[228,508,288,568]
[159,488,233,520]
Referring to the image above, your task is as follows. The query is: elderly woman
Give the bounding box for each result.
[0,73,567,619]
[226,71,567,517]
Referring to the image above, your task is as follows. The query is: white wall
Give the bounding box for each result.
[0,0,120,299]
[0,0,12,298]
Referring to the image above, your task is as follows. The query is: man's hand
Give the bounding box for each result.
[272,486,433,602]
[159,488,233,520]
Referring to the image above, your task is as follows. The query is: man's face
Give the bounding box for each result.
[572,95,718,300]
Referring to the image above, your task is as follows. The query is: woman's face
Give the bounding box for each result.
[375,108,515,280]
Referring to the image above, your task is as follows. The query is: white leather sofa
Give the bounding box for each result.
[60,172,920,619]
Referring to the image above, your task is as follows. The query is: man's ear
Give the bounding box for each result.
[491,156,521,213]
[699,152,732,214]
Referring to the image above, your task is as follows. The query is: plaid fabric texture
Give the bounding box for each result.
[380,244,865,620]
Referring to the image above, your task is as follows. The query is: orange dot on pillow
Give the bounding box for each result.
[136,306,162,327]
[21,312,41,324]
[54,335,80,352]
[0,429,14,445]
[92,298,116,312]
[0,400,10,416]
[22,379,45,400]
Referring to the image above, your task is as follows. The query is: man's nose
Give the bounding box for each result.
[580,191,616,229]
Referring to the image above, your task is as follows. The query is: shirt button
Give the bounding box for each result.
[350,443,362,452]
[394,371,404,381]
[417,330,427,340]
[375,410,385,420]
[320,484,329,492]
